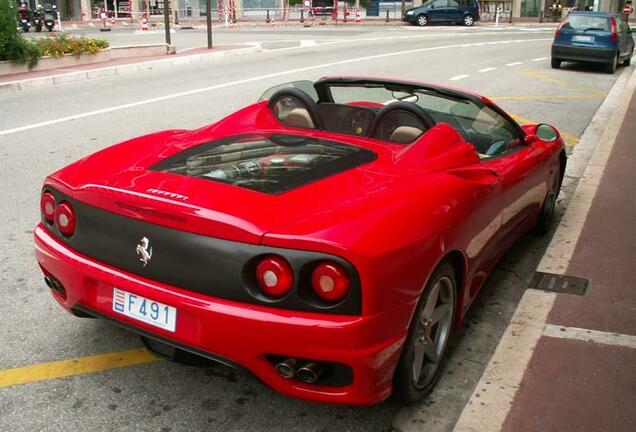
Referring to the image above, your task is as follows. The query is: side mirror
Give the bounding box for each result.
[526,124,559,144]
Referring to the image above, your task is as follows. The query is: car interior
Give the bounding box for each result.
[267,82,523,159]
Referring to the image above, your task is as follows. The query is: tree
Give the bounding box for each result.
[0,0,40,64]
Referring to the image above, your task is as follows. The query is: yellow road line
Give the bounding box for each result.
[0,348,159,389]
[521,70,607,95]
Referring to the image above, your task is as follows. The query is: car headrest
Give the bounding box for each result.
[267,88,321,129]
[370,101,435,144]
[388,126,424,144]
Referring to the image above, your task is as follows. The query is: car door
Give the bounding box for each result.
[473,109,550,245]
[428,0,449,22]
[450,102,550,249]
[446,0,463,22]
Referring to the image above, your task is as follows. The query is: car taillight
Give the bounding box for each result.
[311,261,350,302]
[54,202,76,236]
[40,192,56,222]
[255,255,293,298]
[610,17,617,41]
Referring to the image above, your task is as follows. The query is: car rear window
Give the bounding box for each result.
[563,15,609,31]
[151,134,377,195]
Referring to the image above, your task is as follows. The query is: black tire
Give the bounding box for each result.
[463,14,474,26]
[394,262,457,404]
[606,53,618,74]
[535,168,561,233]
[416,14,428,26]
[623,51,632,66]
[551,58,561,69]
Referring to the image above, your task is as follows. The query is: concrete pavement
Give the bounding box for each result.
[0,25,632,431]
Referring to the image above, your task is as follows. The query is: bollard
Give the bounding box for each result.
[344,4,347,23]
[386,10,390,23]
[174,11,179,25]
[300,9,304,23]
[266,9,270,23]
[539,10,544,23]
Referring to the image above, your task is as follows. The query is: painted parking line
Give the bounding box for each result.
[478,67,496,73]
[450,74,470,81]
[506,61,523,66]
[0,348,158,389]
[532,57,548,61]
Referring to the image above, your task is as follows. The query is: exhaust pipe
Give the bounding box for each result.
[275,358,297,379]
[44,276,52,289]
[296,362,322,384]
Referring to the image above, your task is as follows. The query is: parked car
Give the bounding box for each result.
[551,11,634,73]
[403,0,480,27]
[35,77,565,405]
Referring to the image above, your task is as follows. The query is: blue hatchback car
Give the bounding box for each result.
[403,0,480,27]
[551,12,634,74]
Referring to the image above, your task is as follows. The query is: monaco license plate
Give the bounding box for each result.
[572,35,594,43]
[112,288,177,332]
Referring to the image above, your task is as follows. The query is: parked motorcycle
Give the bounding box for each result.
[33,7,43,32]
[18,4,31,33]
[44,6,56,32]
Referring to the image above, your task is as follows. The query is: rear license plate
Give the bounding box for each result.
[572,35,594,43]
[113,288,177,332]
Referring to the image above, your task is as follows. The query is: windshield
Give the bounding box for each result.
[562,15,610,31]
[151,134,376,194]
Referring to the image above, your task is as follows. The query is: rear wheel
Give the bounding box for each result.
[535,169,560,233]
[606,53,618,74]
[463,14,474,26]
[394,262,457,404]
[551,58,561,69]
[417,14,428,26]
[623,50,633,66]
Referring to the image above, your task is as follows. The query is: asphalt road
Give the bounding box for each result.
[0,25,630,432]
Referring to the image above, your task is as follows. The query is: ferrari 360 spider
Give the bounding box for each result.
[34,77,565,405]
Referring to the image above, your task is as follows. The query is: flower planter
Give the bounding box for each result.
[0,44,168,77]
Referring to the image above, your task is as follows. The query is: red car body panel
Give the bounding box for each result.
[34,78,565,404]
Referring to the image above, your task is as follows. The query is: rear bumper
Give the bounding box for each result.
[552,43,616,64]
[34,224,410,405]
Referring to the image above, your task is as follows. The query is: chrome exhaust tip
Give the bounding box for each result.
[44,276,52,289]
[275,358,297,379]
[296,362,322,384]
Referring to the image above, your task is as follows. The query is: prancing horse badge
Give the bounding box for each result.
[136,236,152,267]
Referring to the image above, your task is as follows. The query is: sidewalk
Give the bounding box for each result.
[454,66,636,432]
[500,75,636,432]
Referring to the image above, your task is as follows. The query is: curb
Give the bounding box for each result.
[0,46,260,94]
[451,65,636,432]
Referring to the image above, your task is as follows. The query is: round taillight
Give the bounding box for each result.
[311,261,350,302]
[54,202,76,236]
[255,255,293,298]
[40,192,56,222]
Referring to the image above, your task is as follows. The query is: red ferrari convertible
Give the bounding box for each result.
[34,77,565,405]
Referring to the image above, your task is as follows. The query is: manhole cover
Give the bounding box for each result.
[529,272,588,296]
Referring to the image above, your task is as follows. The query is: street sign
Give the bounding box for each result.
[624,5,633,15]
[304,0,311,7]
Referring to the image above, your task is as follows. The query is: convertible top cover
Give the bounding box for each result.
[152,133,377,194]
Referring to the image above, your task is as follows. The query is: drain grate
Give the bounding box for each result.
[529,272,588,296]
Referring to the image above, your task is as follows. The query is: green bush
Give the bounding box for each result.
[35,34,109,58]
[0,0,41,66]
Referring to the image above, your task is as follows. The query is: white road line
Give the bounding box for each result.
[0,38,551,137]
[543,324,636,349]
[532,57,548,61]
[449,74,470,81]
[478,67,496,73]
[506,61,523,66]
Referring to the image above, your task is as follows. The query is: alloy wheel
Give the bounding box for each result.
[417,15,428,26]
[464,15,474,26]
[411,276,455,389]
